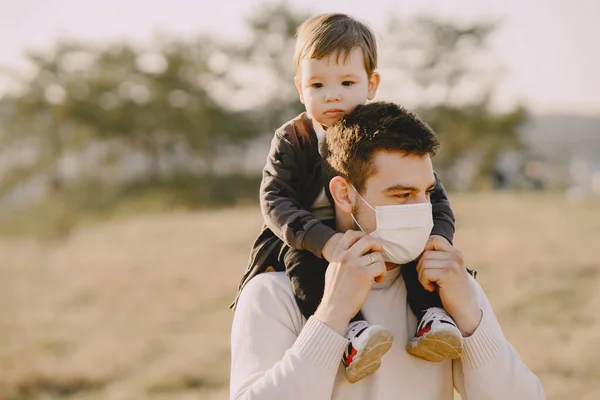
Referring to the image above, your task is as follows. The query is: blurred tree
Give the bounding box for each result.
[212,1,308,130]
[64,37,257,178]
[384,17,528,188]
[1,36,258,196]
[0,42,94,197]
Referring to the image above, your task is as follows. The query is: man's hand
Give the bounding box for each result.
[416,236,481,336]
[426,235,451,250]
[322,232,343,262]
[314,231,386,336]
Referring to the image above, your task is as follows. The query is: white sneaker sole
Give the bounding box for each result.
[346,326,394,384]
[406,327,463,362]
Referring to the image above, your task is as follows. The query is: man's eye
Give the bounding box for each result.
[342,81,354,87]
[311,83,323,88]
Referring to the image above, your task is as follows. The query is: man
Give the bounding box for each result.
[230,102,545,399]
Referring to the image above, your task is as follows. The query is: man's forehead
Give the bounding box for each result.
[366,151,434,189]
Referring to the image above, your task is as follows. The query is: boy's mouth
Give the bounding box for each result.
[324,109,344,116]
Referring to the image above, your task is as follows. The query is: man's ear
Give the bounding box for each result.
[367,71,381,100]
[329,176,354,214]
[294,76,305,104]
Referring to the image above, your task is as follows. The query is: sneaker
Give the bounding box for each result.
[406,307,463,362]
[343,321,394,383]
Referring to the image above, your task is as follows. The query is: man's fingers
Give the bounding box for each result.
[357,251,384,267]
[334,230,367,254]
[416,252,463,274]
[418,267,443,292]
[426,235,454,252]
[418,258,461,272]
[346,235,383,260]
[418,258,464,290]
[367,261,387,283]
[419,250,457,261]
[417,260,449,292]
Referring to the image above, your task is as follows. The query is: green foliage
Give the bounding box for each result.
[424,102,528,182]
[218,1,308,129]
[384,16,529,187]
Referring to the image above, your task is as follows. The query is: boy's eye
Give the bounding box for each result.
[342,81,354,87]
[311,83,323,88]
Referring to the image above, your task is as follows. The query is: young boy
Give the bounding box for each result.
[231,13,462,383]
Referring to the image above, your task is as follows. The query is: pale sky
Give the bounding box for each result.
[1,0,599,115]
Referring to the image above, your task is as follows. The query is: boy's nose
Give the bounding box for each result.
[324,90,341,102]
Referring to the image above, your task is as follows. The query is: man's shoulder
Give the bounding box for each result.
[237,272,305,333]
[239,272,296,304]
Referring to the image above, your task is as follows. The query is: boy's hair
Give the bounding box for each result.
[322,102,440,194]
[294,13,378,76]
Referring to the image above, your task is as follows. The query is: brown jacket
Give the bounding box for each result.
[231,113,455,309]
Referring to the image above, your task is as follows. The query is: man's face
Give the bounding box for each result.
[344,150,436,234]
[295,47,380,128]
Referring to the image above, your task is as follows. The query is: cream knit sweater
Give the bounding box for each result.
[230,268,545,399]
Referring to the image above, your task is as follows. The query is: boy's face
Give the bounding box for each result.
[295,47,380,128]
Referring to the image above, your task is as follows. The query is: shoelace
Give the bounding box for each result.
[347,322,369,338]
[417,308,456,332]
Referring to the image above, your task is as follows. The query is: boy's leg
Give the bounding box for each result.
[282,244,365,322]
[402,261,463,362]
[350,311,365,322]
[401,260,442,320]
[280,245,328,320]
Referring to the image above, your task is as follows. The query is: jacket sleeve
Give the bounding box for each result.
[430,172,456,244]
[230,274,347,400]
[452,279,546,399]
[260,131,336,257]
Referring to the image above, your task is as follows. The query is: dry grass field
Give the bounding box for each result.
[1,193,599,399]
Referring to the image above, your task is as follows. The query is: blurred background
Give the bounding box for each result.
[1,0,599,399]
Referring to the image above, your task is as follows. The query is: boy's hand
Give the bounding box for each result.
[322,232,343,262]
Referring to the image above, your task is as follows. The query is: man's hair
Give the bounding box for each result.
[322,102,440,193]
[294,13,377,76]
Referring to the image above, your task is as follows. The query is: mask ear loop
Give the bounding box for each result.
[351,213,366,232]
[350,185,375,232]
[351,185,376,211]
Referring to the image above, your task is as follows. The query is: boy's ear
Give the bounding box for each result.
[367,71,381,100]
[294,76,305,104]
[329,176,354,214]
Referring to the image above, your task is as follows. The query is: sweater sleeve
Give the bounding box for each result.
[430,172,455,245]
[452,279,546,399]
[230,273,348,400]
[261,131,336,257]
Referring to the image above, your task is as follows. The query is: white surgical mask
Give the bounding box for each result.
[351,187,433,264]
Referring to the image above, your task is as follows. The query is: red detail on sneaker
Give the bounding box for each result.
[344,347,358,366]
[417,324,432,337]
